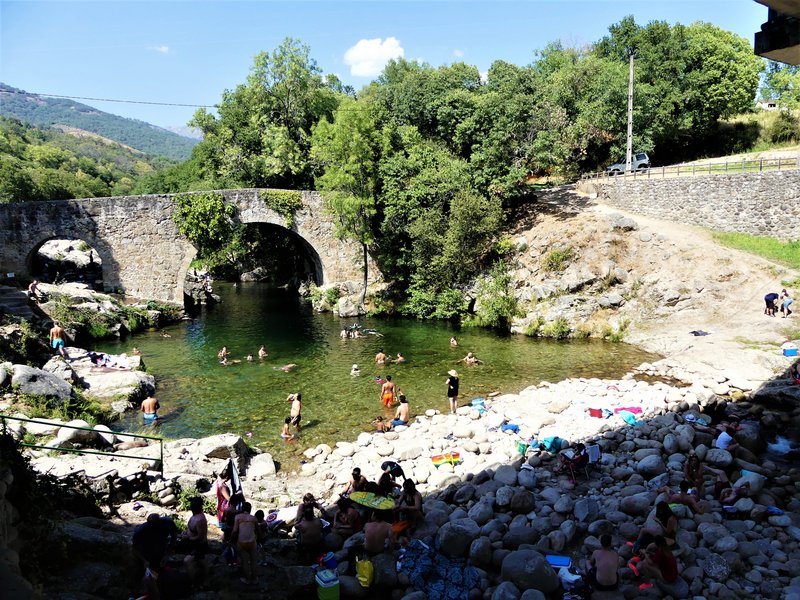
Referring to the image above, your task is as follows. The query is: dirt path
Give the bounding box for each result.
[590,200,799,387]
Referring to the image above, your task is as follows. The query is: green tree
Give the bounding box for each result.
[762,62,800,109]
[311,97,383,305]
[172,192,238,264]
[595,17,764,163]
[190,38,346,189]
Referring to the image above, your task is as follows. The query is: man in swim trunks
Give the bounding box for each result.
[141,395,160,424]
[391,394,410,427]
[288,393,302,431]
[375,348,387,364]
[380,375,396,408]
[49,321,67,358]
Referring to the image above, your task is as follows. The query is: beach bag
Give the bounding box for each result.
[356,556,374,587]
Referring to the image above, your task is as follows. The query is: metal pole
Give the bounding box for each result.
[626,52,634,173]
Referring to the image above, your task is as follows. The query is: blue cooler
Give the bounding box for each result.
[316,568,340,600]
[784,348,798,357]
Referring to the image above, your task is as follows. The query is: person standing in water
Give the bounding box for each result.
[375,348,387,364]
[141,395,160,425]
[446,369,459,414]
[288,393,302,431]
[217,346,229,364]
[380,375,396,408]
[258,345,268,360]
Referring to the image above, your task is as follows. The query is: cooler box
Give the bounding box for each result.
[784,348,798,357]
[546,554,572,570]
[316,569,340,600]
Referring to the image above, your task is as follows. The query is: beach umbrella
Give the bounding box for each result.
[348,491,396,511]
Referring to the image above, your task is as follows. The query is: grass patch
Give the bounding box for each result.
[710,231,800,270]
[542,247,574,272]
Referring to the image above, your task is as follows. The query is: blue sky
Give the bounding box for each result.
[1,0,768,129]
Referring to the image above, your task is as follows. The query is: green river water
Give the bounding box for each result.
[98,282,659,464]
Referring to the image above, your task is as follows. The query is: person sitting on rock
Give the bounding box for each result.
[295,493,325,524]
[586,533,619,591]
[331,497,362,539]
[634,501,677,552]
[343,467,368,496]
[363,510,393,555]
[392,479,423,539]
[373,415,391,433]
[714,426,739,455]
[683,454,708,494]
[294,506,324,558]
[657,480,705,514]
[706,467,751,505]
[636,535,678,591]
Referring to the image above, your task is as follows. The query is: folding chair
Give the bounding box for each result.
[583,444,601,478]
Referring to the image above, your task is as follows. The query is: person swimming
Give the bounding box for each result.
[351,364,361,376]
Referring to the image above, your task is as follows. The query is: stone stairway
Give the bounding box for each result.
[0,285,43,322]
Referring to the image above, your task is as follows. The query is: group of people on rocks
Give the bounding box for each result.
[550,417,755,595]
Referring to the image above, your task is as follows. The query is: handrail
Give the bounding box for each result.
[581,155,800,181]
[0,414,164,476]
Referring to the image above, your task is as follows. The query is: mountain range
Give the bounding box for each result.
[0,83,199,161]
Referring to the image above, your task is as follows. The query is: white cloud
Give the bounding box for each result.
[480,70,488,84]
[148,45,170,54]
[453,49,464,58]
[344,37,404,77]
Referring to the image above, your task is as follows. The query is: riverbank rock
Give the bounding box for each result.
[500,549,559,594]
[10,364,74,403]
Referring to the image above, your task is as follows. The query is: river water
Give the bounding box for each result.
[99,283,659,464]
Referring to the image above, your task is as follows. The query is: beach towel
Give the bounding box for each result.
[399,539,480,600]
[539,436,564,452]
[588,408,603,418]
[614,406,642,415]
[618,411,641,426]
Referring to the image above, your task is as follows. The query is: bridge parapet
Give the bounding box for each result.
[0,189,371,302]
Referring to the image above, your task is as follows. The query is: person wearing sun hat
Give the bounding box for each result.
[446,369,460,413]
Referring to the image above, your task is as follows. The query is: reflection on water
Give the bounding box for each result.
[98,283,660,463]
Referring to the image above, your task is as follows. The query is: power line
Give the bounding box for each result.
[0,88,217,109]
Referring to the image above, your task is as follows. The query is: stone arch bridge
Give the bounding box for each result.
[0,189,370,303]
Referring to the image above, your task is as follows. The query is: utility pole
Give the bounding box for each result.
[625,51,634,173]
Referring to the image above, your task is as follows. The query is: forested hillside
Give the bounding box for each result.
[0,83,198,160]
[0,117,168,202]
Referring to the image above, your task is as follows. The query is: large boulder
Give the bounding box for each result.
[42,356,78,383]
[11,364,73,403]
[246,453,276,479]
[620,492,653,516]
[436,518,481,558]
[500,549,559,594]
[636,455,666,478]
[56,419,99,445]
[510,490,535,515]
[705,448,733,468]
[195,433,252,468]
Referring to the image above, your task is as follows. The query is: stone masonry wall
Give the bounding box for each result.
[590,170,800,241]
[0,190,371,303]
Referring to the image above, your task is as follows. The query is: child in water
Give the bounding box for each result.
[373,415,392,433]
[281,417,295,440]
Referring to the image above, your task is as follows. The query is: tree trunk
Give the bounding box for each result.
[360,242,368,308]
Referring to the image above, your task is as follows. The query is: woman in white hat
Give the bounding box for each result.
[446,369,459,413]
